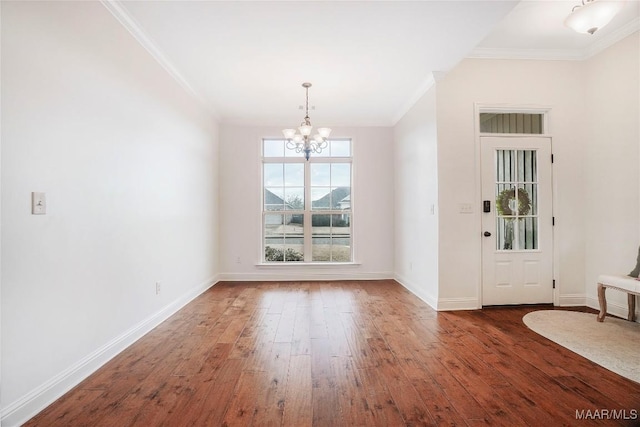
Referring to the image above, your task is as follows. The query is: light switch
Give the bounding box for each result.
[458,203,473,214]
[32,192,46,215]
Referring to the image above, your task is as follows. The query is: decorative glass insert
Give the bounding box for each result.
[480,113,544,134]
[495,150,538,251]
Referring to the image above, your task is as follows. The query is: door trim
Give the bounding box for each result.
[474,103,557,308]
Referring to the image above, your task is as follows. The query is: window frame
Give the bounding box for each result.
[477,108,550,136]
[261,138,353,264]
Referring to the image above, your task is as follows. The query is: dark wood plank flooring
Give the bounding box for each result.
[25,280,640,426]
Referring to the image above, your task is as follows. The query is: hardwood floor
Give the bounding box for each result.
[25,280,640,426]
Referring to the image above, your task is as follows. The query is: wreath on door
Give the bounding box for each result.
[496,188,531,216]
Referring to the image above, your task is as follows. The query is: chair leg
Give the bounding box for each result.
[597,283,607,322]
[629,293,637,322]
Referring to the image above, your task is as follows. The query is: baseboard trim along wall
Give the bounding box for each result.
[394,274,480,311]
[218,271,394,282]
[436,297,480,311]
[394,273,438,310]
[558,293,586,306]
[1,275,220,427]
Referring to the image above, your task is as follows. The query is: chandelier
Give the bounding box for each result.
[282,82,331,160]
[564,0,624,35]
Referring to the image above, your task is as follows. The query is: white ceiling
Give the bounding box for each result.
[472,0,639,59]
[110,0,639,127]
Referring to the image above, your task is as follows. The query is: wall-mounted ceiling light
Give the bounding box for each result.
[564,0,625,35]
[282,82,331,161]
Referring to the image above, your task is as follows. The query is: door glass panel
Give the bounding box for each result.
[495,149,539,251]
[516,218,538,250]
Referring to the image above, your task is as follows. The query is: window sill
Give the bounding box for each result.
[256,262,361,268]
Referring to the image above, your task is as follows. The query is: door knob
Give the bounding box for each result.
[484,231,492,237]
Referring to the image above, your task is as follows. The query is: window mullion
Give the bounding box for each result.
[303,162,312,262]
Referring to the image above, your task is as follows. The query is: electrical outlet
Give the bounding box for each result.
[155,282,161,295]
[236,256,241,264]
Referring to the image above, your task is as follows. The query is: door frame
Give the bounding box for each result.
[474,104,558,307]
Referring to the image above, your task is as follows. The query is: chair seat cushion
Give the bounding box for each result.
[597,274,640,293]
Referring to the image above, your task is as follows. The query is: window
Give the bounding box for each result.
[480,113,545,134]
[263,139,352,263]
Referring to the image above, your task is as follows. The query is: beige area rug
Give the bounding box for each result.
[523,310,640,384]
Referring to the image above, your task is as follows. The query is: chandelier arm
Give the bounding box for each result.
[285,140,298,150]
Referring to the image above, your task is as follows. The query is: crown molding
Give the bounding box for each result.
[468,17,639,61]
[584,16,640,59]
[100,0,220,120]
[467,47,585,61]
[391,71,445,126]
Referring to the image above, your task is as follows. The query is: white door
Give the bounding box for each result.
[481,137,553,305]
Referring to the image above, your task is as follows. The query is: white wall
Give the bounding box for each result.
[435,58,588,309]
[219,125,394,280]
[1,2,219,424]
[583,33,640,318]
[394,33,640,312]
[393,85,439,307]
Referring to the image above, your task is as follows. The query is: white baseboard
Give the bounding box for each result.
[1,275,220,427]
[437,297,480,311]
[394,274,480,311]
[394,273,438,310]
[218,271,394,282]
[558,293,586,306]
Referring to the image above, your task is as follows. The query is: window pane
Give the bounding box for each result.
[265,188,285,211]
[264,163,283,186]
[285,163,304,186]
[312,214,331,261]
[264,140,284,157]
[496,217,515,251]
[518,184,536,216]
[265,215,304,262]
[331,140,351,157]
[284,187,304,210]
[284,214,304,261]
[264,213,284,261]
[480,113,544,134]
[331,163,351,187]
[284,145,301,157]
[311,214,352,262]
[522,184,538,215]
[516,217,538,250]
[330,187,350,210]
[332,237,351,262]
[313,147,330,157]
[311,163,330,186]
[311,188,331,210]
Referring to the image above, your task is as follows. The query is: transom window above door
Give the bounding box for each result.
[262,139,352,263]
[480,112,545,134]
